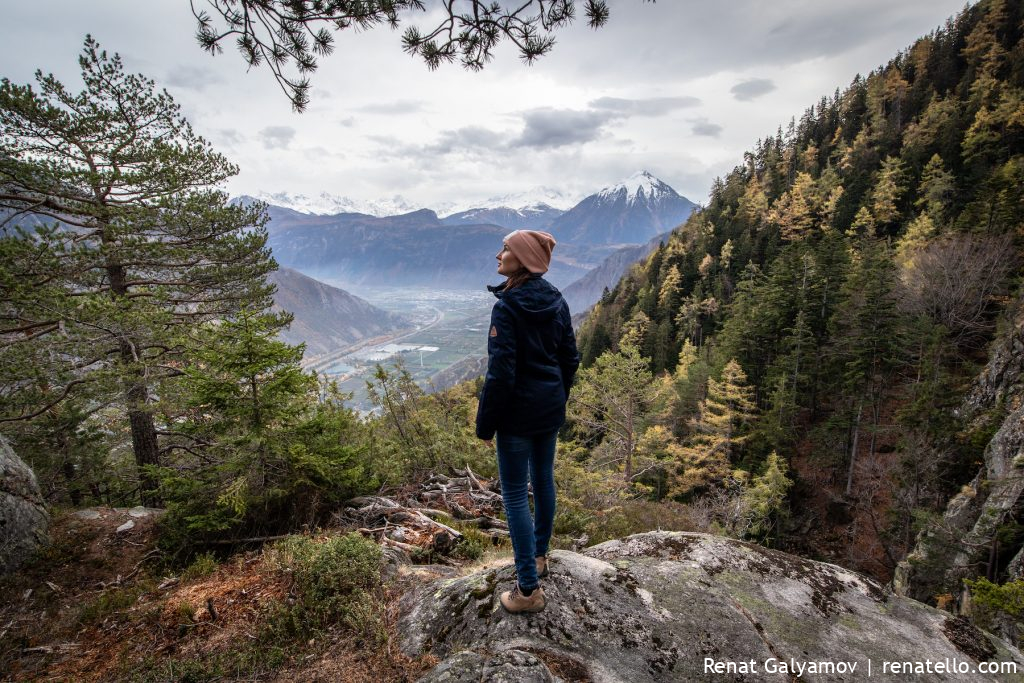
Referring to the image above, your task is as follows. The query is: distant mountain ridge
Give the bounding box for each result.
[440,203,564,230]
[263,208,588,290]
[561,231,670,315]
[246,191,422,218]
[245,185,581,219]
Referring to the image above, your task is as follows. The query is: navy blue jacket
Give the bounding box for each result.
[475,274,580,440]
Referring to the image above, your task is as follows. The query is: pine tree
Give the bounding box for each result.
[915,154,955,223]
[569,342,656,483]
[193,0,653,111]
[159,309,366,543]
[670,359,757,497]
[871,156,906,227]
[827,239,901,495]
[770,172,818,242]
[741,451,792,542]
[657,264,683,314]
[0,39,274,504]
[848,206,877,237]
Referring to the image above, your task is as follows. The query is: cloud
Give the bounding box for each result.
[164,65,223,91]
[216,129,244,147]
[424,126,506,155]
[731,78,777,101]
[690,119,723,137]
[589,95,701,115]
[303,145,345,160]
[356,100,425,115]
[259,126,296,150]
[513,108,616,148]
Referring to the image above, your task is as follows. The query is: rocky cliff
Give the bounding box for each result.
[894,295,1024,605]
[400,531,1024,682]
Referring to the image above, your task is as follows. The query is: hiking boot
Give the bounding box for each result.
[536,555,549,579]
[500,584,546,614]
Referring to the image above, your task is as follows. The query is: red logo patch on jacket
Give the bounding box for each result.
[489,325,498,337]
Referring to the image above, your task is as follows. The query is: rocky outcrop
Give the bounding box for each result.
[894,296,1024,603]
[0,435,48,573]
[400,531,1024,682]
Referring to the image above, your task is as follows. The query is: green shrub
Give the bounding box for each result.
[77,584,147,626]
[451,527,488,561]
[265,533,386,644]
[553,497,594,537]
[181,552,219,582]
[965,577,1024,632]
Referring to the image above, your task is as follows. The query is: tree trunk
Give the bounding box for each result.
[845,398,864,496]
[126,373,161,506]
[868,391,882,459]
[108,261,161,506]
[624,403,634,482]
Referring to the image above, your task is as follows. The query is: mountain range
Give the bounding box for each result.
[248,185,579,219]
[245,171,697,297]
[561,231,671,314]
[257,206,588,290]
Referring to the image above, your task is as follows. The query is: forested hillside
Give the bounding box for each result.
[574,0,1023,582]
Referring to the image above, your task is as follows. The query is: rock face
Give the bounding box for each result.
[400,532,1024,682]
[0,436,48,573]
[894,297,1024,603]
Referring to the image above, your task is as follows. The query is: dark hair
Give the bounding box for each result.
[503,267,532,291]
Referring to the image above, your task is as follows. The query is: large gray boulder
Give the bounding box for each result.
[400,532,1024,682]
[0,435,49,573]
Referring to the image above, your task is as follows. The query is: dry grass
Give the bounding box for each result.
[0,512,440,682]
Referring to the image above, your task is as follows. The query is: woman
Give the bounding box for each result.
[476,229,580,614]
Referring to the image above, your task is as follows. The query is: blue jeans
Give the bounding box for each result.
[495,429,558,591]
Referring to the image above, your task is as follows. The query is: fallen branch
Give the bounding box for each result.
[380,537,418,553]
[200,534,293,545]
[22,643,79,655]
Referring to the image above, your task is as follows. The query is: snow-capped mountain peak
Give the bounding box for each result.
[438,186,581,217]
[596,170,676,205]
[550,171,697,245]
[248,190,422,217]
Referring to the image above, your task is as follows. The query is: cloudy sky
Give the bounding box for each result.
[3,0,972,211]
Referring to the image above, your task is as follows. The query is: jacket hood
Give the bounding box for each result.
[488,274,564,322]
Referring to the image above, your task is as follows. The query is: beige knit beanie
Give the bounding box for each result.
[504,230,556,274]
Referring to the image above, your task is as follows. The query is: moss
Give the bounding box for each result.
[714,572,821,651]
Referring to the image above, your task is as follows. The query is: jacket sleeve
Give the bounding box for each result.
[475,302,517,440]
[557,302,581,399]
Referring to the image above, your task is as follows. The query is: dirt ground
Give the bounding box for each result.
[0,509,439,682]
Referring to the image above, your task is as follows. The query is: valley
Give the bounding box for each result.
[302,285,493,412]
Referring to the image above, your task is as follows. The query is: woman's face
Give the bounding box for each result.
[496,242,522,276]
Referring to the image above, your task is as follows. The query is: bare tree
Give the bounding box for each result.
[897,234,1018,351]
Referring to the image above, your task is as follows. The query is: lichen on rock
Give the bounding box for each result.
[401,531,1024,681]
